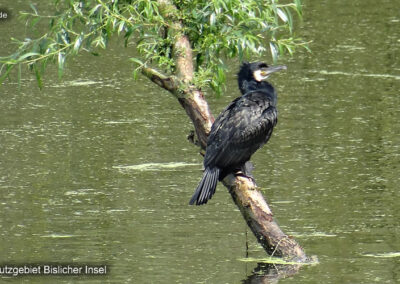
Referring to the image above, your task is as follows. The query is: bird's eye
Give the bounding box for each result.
[259,63,268,69]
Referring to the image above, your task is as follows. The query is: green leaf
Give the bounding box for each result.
[58,52,65,79]
[210,13,216,25]
[0,64,13,84]
[73,35,83,52]
[217,66,225,83]
[118,21,125,34]
[29,3,38,15]
[31,17,41,27]
[132,68,139,80]
[124,26,134,47]
[284,7,294,32]
[295,0,303,17]
[60,29,71,45]
[276,8,288,23]
[89,4,102,16]
[33,64,43,89]
[129,57,144,66]
[17,52,40,62]
[270,42,278,62]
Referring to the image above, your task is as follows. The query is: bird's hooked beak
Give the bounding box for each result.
[255,65,287,81]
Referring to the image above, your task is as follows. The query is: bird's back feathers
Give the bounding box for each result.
[204,90,277,175]
[189,61,281,205]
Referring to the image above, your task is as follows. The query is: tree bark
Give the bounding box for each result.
[141,67,213,148]
[142,0,307,262]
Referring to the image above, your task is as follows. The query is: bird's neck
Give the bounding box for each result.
[241,80,277,106]
[241,80,275,94]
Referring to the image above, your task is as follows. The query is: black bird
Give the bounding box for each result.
[189,62,287,205]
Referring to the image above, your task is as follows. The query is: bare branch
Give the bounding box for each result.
[141,66,213,148]
[141,67,180,94]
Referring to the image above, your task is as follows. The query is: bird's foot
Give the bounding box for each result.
[237,161,255,178]
[234,170,256,185]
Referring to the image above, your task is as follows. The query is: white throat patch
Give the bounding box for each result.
[253,70,268,82]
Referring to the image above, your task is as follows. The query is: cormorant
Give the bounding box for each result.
[189,62,287,205]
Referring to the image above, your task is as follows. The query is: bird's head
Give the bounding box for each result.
[238,61,287,94]
[238,62,286,95]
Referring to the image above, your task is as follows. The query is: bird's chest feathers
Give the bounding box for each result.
[238,98,270,115]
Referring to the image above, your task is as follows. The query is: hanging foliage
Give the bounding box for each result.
[0,0,308,93]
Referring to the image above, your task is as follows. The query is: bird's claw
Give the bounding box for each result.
[234,170,256,184]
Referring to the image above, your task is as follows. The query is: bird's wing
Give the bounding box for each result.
[204,92,277,168]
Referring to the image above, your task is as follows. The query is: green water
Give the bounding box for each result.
[0,0,399,283]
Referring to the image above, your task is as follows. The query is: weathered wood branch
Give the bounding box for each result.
[141,0,307,262]
[142,67,213,148]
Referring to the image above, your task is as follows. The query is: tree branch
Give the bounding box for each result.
[158,0,194,83]
[141,67,180,94]
[141,66,213,148]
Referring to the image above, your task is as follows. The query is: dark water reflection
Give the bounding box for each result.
[1,0,399,283]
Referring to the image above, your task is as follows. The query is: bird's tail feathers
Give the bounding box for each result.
[189,167,220,205]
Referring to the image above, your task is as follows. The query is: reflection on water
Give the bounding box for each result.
[1,0,400,283]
